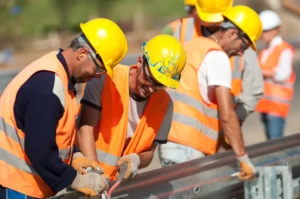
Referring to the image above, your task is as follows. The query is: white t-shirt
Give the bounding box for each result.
[197,50,232,104]
[80,74,173,143]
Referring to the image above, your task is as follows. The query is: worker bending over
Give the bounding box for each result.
[160,6,262,181]
[256,10,295,140]
[0,18,128,198]
[76,35,186,181]
[159,0,264,165]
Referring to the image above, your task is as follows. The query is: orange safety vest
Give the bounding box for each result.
[256,42,295,118]
[171,17,243,103]
[94,65,170,179]
[168,37,224,155]
[0,52,78,198]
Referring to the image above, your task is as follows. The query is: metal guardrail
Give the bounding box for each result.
[51,134,300,199]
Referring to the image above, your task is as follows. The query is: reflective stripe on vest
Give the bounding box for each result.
[0,118,71,161]
[96,149,119,167]
[174,18,196,43]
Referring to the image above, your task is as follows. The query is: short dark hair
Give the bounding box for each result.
[69,34,90,51]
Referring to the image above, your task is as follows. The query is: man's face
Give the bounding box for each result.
[72,47,106,83]
[134,56,166,99]
[260,28,278,44]
[223,29,252,57]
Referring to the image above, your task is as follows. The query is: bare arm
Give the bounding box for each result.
[138,143,157,169]
[77,104,101,162]
[215,86,245,156]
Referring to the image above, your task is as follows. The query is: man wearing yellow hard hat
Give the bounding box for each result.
[76,34,186,181]
[164,0,263,125]
[159,0,264,161]
[0,18,128,198]
[160,6,263,181]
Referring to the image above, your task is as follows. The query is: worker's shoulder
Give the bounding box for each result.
[23,71,57,94]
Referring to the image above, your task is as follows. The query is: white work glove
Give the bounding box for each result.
[237,153,257,181]
[116,153,140,180]
[71,172,109,196]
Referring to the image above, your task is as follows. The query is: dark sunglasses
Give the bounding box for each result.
[142,56,166,89]
[237,31,250,51]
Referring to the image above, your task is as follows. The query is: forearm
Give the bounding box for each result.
[77,126,98,162]
[138,144,157,169]
[221,110,245,156]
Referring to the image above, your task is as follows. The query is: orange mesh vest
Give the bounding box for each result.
[168,37,224,155]
[172,17,243,103]
[256,42,295,117]
[0,51,78,198]
[94,65,170,179]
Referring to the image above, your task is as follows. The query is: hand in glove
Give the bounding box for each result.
[237,153,258,181]
[71,172,109,196]
[71,152,101,174]
[116,153,140,180]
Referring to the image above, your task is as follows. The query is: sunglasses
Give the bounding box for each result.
[237,31,250,51]
[88,51,107,74]
[142,57,166,89]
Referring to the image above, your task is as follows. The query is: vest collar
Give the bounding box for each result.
[56,49,77,95]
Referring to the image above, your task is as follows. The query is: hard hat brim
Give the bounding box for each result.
[149,66,179,89]
[198,12,224,23]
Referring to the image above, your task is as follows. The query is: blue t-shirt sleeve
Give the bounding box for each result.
[14,71,77,192]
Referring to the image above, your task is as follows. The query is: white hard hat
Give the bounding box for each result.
[259,10,281,31]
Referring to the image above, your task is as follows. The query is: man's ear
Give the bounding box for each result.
[136,56,143,68]
[227,28,239,40]
[76,47,89,61]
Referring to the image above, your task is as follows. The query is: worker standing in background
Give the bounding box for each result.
[256,10,295,140]
[160,6,263,181]
[162,0,197,35]
[159,0,263,166]
[0,18,128,198]
[76,35,186,181]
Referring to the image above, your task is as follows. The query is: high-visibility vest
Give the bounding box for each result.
[168,37,224,155]
[171,17,243,103]
[0,51,78,198]
[94,65,170,179]
[256,42,295,118]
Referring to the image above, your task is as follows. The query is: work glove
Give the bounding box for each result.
[71,152,101,174]
[237,153,258,181]
[116,153,140,180]
[71,172,109,196]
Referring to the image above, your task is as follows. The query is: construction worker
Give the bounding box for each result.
[160,5,262,181]
[76,35,186,181]
[164,0,263,124]
[0,18,128,198]
[159,0,264,165]
[256,10,295,140]
[162,0,197,35]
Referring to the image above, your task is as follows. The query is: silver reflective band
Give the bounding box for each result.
[0,147,38,175]
[232,56,242,79]
[96,149,120,166]
[174,18,194,42]
[262,95,291,104]
[264,79,294,88]
[0,117,70,161]
[167,89,219,119]
[173,112,218,141]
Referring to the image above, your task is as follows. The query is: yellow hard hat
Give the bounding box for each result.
[142,35,186,89]
[184,0,196,6]
[80,18,128,77]
[223,5,263,51]
[195,0,233,23]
